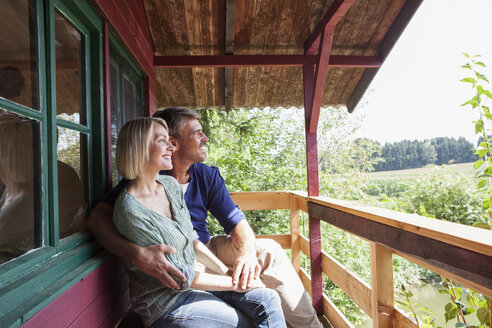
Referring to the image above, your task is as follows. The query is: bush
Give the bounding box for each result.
[408,172,487,225]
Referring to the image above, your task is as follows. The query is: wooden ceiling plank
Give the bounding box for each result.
[224,0,236,109]
[304,0,355,55]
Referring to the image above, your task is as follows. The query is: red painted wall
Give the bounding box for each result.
[22,257,130,328]
[94,0,157,113]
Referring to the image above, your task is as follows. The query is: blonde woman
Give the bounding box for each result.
[113,117,285,328]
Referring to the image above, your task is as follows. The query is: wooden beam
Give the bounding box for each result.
[346,0,424,113]
[394,250,492,298]
[308,202,492,293]
[306,26,334,134]
[304,0,355,54]
[230,191,290,210]
[322,251,372,315]
[299,234,310,258]
[323,294,354,328]
[393,308,418,328]
[307,196,492,257]
[290,194,301,273]
[224,0,236,109]
[370,243,394,327]
[300,268,312,296]
[153,55,382,68]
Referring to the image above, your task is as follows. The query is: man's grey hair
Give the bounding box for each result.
[152,107,201,138]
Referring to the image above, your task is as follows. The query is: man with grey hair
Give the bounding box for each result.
[87,107,323,328]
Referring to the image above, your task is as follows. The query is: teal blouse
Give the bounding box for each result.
[113,175,198,327]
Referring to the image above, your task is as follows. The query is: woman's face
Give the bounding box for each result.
[147,123,175,172]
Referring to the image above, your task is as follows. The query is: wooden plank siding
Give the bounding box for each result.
[21,257,129,328]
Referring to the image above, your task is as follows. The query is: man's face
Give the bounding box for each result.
[172,117,209,164]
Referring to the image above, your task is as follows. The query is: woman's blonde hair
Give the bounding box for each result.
[116,117,168,179]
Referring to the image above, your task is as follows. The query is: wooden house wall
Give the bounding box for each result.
[21,258,130,328]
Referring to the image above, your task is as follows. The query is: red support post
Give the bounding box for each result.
[303,64,322,314]
[301,0,355,316]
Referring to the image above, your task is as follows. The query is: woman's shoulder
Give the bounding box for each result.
[156,175,181,194]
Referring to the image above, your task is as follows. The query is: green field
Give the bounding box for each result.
[366,162,474,180]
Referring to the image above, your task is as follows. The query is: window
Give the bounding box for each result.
[0,0,43,264]
[109,37,144,185]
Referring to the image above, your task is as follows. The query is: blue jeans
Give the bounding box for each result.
[149,288,286,328]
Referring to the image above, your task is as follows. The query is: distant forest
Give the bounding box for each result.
[373,137,475,171]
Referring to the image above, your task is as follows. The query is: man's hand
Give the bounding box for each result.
[231,245,261,290]
[134,244,187,289]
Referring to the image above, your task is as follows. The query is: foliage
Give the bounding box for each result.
[460,53,492,230]
[438,278,490,328]
[397,284,438,328]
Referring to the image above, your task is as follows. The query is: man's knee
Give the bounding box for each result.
[256,238,285,261]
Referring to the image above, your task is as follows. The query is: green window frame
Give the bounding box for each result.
[108,32,145,186]
[0,0,107,326]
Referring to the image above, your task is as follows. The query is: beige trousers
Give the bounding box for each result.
[206,236,322,328]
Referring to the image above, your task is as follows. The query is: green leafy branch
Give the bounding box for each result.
[438,278,490,328]
[397,284,437,328]
[460,53,492,230]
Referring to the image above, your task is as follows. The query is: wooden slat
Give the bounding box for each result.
[394,250,492,298]
[370,243,394,327]
[230,191,289,210]
[290,191,308,213]
[393,308,418,328]
[321,251,372,315]
[300,268,311,296]
[307,196,492,257]
[290,194,301,273]
[308,201,492,296]
[323,294,354,328]
[299,234,310,258]
[256,234,291,249]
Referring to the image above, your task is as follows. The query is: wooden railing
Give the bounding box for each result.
[230,191,492,328]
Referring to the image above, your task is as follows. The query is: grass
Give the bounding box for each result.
[367,162,474,180]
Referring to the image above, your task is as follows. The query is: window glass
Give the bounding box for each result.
[0,0,39,109]
[109,48,144,185]
[57,128,86,238]
[0,111,41,264]
[55,10,84,124]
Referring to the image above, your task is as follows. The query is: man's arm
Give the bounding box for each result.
[229,219,261,289]
[86,202,186,289]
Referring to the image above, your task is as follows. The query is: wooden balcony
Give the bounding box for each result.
[230,191,492,328]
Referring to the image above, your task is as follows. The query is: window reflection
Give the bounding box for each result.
[57,128,86,238]
[0,111,41,264]
[109,51,144,186]
[55,10,84,124]
[0,0,39,109]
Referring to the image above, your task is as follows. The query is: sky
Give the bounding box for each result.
[353,0,492,145]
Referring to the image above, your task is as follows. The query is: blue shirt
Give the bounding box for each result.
[102,163,245,244]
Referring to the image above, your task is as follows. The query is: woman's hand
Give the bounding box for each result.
[232,277,265,293]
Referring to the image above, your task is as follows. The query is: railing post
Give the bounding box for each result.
[370,243,394,328]
[289,194,301,274]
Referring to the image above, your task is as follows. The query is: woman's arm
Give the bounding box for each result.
[191,271,264,292]
[193,239,231,276]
